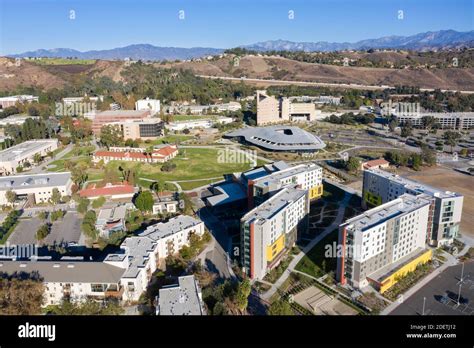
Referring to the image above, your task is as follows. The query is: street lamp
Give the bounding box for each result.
[422,297,426,315]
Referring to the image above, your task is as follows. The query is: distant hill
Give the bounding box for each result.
[9,44,224,61]
[244,30,474,52]
[7,30,474,61]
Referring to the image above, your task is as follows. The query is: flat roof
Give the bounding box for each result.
[109,216,202,279]
[0,172,71,191]
[138,215,202,241]
[253,163,321,187]
[0,139,57,162]
[158,275,204,315]
[206,182,246,207]
[366,169,462,199]
[97,205,127,221]
[95,110,150,118]
[225,126,326,151]
[343,193,431,233]
[242,186,307,223]
[0,260,125,284]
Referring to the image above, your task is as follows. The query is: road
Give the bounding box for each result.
[28,144,73,174]
[381,245,471,315]
[198,75,474,94]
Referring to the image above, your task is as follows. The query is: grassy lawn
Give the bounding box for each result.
[178,179,223,191]
[47,157,90,172]
[142,135,193,145]
[32,58,96,65]
[87,147,257,186]
[295,228,339,278]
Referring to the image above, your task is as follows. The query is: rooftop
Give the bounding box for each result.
[158,275,205,315]
[0,260,124,284]
[95,110,150,118]
[253,163,321,188]
[97,205,127,222]
[206,182,247,207]
[225,126,326,151]
[0,172,71,191]
[0,139,57,162]
[242,185,307,223]
[343,193,432,233]
[79,182,136,198]
[138,215,202,241]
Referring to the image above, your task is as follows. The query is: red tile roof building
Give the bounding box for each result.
[361,158,390,170]
[79,182,136,200]
[93,145,178,164]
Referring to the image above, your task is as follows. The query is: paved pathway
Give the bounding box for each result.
[261,192,352,301]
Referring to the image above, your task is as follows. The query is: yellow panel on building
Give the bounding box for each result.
[266,234,285,262]
[378,249,432,294]
[309,184,323,200]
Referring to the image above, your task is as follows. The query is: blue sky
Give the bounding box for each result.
[0,0,472,54]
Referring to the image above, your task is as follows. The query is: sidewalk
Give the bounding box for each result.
[261,192,352,301]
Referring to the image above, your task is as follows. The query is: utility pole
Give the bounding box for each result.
[457,262,465,306]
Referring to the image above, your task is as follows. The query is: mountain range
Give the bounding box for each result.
[8,30,474,60]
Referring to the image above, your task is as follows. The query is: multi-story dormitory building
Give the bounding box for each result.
[205,161,323,280]
[362,169,464,247]
[336,194,433,293]
[0,216,204,306]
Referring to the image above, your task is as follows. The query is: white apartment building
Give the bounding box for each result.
[362,169,464,246]
[165,117,233,131]
[0,172,72,206]
[0,95,38,110]
[0,139,58,175]
[0,115,40,126]
[250,162,323,207]
[135,98,161,114]
[241,186,309,280]
[0,259,125,306]
[62,95,104,105]
[337,194,432,293]
[395,112,474,130]
[105,215,205,302]
[0,215,205,305]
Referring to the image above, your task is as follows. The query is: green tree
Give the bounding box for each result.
[235,279,251,312]
[82,210,98,241]
[134,190,154,212]
[99,125,123,149]
[0,273,45,314]
[77,197,90,215]
[401,122,413,137]
[5,190,16,206]
[36,224,51,241]
[50,188,62,205]
[92,196,106,209]
[267,299,294,315]
[443,131,462,153]
[346,157,361,173]
[33,153,42,164]
[411,154,422,171]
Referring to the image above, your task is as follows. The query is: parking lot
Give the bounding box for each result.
[7,211,83,246]
[390,262,474,315]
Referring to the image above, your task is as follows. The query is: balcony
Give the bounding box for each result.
[105,286,124,298]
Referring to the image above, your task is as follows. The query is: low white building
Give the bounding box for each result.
[135,98,160,114]
[105,215,205,302]
[0,139,58,175]
[0,172,72,206]
[0,95,38,110]
[166,117,233,131]
[156,275,206,315]
[0,215,205,305]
